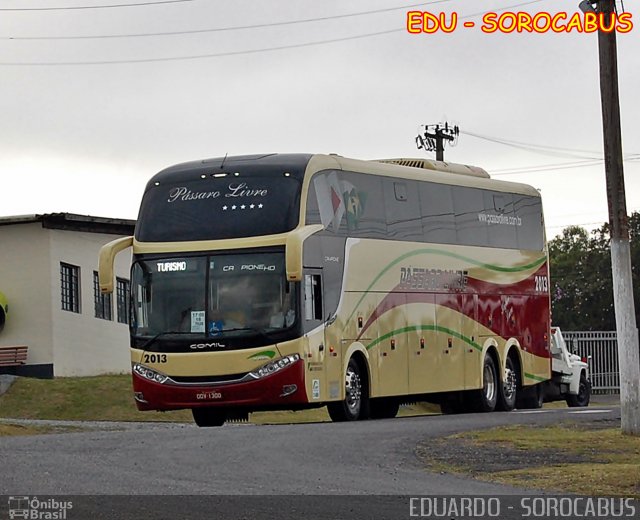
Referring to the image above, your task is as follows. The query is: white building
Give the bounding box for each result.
[0,213,134,377]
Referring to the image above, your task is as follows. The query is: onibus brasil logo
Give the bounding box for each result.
[7,497,72,519]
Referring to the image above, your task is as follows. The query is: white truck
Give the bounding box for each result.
[518,327,591,409]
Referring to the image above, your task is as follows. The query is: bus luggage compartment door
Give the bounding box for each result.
[375,293,409,397]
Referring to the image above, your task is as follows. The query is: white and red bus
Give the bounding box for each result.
[99,154,550,426]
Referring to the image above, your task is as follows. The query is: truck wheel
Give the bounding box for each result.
[192,407,226,427]
[369,398,400,419]
[566,373,591,407]
[497,356,517,411]
[470,356,498,412]
[327,357,369,421]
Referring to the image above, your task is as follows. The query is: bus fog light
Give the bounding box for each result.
[134,392,148,403]
[280,384,297,396]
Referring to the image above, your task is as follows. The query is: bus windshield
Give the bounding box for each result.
[131,252,296,338]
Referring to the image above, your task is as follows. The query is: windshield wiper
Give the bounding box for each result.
[138,331,184,350]
[221,327,270,339]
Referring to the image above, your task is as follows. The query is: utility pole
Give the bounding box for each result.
[581,0,640,434]
[416,123,459,161]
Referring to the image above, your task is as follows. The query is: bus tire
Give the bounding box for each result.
[192,407,226,427]
[566,373,591,408]
[496,356,517,411]
[327,357,368,422]
[369,398,400,419]
[470,355,498,412]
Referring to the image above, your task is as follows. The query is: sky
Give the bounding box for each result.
[1,0,638,238]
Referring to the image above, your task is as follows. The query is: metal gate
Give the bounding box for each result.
[562,331,619,393]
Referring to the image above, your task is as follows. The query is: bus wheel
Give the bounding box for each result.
[566,373,591,408]
[327,357,368,422]
[192,407,226,427]
[369,398,400,419]
[470,356,498,412]
[497,356,517,411]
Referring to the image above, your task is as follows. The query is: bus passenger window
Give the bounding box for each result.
[304,274,323,321]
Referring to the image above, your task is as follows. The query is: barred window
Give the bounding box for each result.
[94,271,112,320]
[60,263,80,313]
[116,278,131,325]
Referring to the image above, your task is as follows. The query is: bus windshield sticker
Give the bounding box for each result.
[191,310,205,333]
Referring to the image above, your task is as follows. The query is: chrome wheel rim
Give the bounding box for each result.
[484,364,496,402]
[345,365,362,415]
[504,366,517,401]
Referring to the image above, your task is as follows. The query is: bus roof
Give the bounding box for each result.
[147,153,540,199]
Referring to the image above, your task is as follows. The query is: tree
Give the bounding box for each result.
[548,212,639,330]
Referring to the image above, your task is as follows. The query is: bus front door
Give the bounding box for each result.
[303,270,331,403]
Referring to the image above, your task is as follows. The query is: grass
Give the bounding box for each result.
[420,423,640,497]
[0,375,440,430]
[0,375,192,423]
[0,423,83,436]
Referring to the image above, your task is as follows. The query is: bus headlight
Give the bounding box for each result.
[249,354,300,380]
[133,363,168,384]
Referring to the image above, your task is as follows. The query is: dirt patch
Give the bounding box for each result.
[416,416,621,475]
[417,436,589,474]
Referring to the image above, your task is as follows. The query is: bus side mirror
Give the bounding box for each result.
[285,225,323,282]
[98,236,133,294]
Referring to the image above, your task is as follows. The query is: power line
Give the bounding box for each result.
[0,27,402,66]
[462,130,602,160]
[460,129,640,177]
[463,130,604,156]
[491,160,603,176]
[0,0,195,11]
[0,0,548,66]
[3,0,453,40]
[547,207,640,230]
[492,159,603,173]
[547,221,613,229]
[491,156,640,176]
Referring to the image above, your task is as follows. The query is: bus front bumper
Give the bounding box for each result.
[131,358,307,411]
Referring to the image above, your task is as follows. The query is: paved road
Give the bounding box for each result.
[0,405,622,519]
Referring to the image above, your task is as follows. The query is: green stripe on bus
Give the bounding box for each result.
[524,372,547,382]
[346,249,546,323]
[248,350,276,360]
[365,325,483,352]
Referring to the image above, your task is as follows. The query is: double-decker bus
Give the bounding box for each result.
[99,153,550,426]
